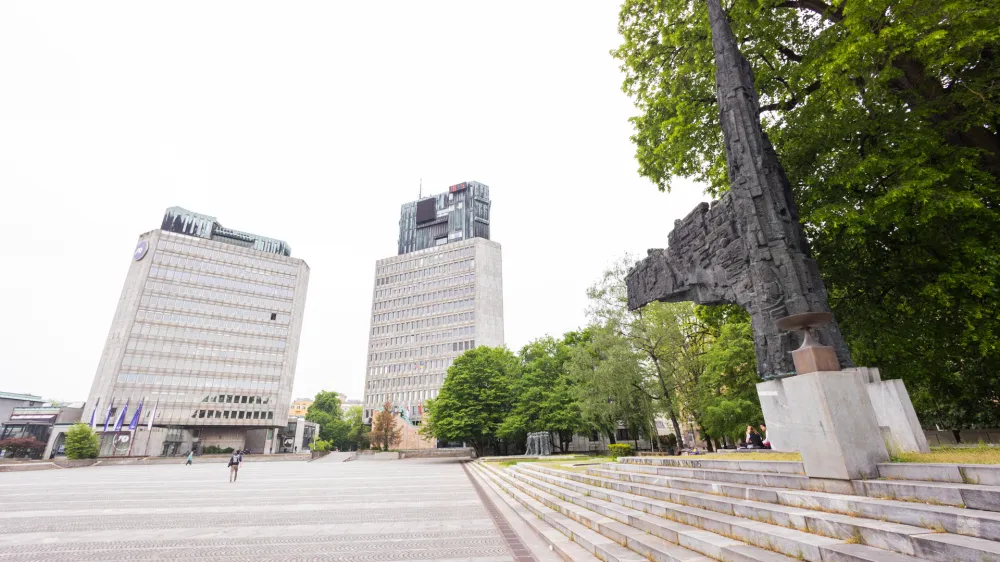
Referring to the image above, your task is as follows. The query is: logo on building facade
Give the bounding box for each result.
[133,240,149,261]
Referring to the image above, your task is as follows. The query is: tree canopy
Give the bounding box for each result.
[614,0,1000,427]
[421,346,520,456]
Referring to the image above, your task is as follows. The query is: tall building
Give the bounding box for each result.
[84,207,309,455]
[362,182,503,425]
[397,181,491,254]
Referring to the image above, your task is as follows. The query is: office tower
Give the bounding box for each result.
[363,182,503,426]
[84,207,309,455]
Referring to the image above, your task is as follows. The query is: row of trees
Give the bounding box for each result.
[420,258,764,456]
[614,0,1000,427]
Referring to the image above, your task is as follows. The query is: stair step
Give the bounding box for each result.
[586,466,1000,542]
[469,463,601,562]
[527,464,937,555]
[911,532,1000,562]
[475,463,713,562]
[521,464,942,560]
[479,462,796,562]
[507,464,852,562]
[877,463,1000,486]
[604,462,856,495]
[858,479,1000,511]
[621,457,805,475]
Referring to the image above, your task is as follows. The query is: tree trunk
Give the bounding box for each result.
[651,356,686,449]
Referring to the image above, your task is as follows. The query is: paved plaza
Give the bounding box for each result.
[0,458,528,561]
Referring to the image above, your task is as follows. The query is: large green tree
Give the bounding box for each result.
[693,305,763,444]
[615,0,1000,427]
[421,346,521,456]
[500,333,589,452]
[305,391,350,447]
[566,323,658,447]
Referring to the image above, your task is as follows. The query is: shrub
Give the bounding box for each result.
[0,437,46,459]
[310,439,332,452]
[608,443,633,458]
[64,423,100,460]
[203,446,234,455]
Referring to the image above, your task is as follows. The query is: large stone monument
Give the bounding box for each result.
[626,0,927,480]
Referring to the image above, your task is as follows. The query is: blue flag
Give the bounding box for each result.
[128,399,143,431]
[103,397,115,432]
[88,397,100,429]
[113,399,129,432]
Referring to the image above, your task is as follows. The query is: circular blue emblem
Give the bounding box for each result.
[133,240,149,261]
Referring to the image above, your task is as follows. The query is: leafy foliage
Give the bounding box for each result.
[614,0,1000,427]
[344,405,370,451]
[608,443,634,458]
[64,423,99,460]
[421,346,520,455]
[0,437,46,458]
[310,439,332,452]
[305,391,367,451]
[499,334,589,452]
[203,445,234,455]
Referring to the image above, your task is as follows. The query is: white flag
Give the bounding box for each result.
[146,399,158,432]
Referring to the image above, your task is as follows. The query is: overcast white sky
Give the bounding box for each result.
[0,2,708,403]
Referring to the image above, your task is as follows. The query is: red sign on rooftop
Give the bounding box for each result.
[449,182,467,193]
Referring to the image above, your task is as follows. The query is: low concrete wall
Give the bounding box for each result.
[54,459,99,468]
[400,447,476,459]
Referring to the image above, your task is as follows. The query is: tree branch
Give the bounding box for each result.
[760,79,821,112]
[775,0,844,23]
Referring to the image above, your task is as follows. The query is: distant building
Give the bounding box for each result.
[83,206,310,456]
[363,181,504,426]
[289,398,313,418]
[0,391,43,431]
[0,401,84,459]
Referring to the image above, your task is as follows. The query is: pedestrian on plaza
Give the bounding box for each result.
[746,425,765,449]
[759,424,771,449]
[227,449,243,483]
[185,451,193,465]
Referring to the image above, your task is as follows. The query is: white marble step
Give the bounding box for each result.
[587,465,1000,542]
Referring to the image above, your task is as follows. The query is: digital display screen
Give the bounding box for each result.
[449,182,467,193]
[416,198,437,223]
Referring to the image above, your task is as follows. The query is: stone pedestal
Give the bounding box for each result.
[758,371,889,480]
[866,379,931,454]
[791,345,839,374]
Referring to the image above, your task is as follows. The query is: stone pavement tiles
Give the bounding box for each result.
[0,458,519,561]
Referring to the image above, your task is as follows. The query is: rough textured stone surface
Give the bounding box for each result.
[625,0,852,379]
[0,458,518,561]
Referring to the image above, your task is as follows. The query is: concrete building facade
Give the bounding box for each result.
[362,236,504,424]
[397,181,491,255]
[0,391,43,431]
[84,207,310,455]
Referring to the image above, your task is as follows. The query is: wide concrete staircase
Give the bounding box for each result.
[469,456,1000,562]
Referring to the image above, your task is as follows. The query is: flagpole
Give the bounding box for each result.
[144,398,159,457]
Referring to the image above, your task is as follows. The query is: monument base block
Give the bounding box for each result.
[791,345,839,374]
[758,371,889,480]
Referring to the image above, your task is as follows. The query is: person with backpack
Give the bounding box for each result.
[227,450,243,482]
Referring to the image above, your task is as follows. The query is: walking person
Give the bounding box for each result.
[227,449,243,483]
[185,451,193,465]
